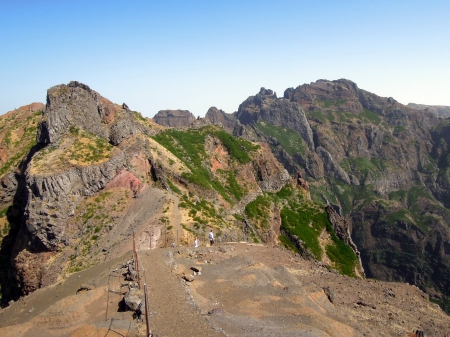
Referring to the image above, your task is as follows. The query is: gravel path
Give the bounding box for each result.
[139,249,226,337]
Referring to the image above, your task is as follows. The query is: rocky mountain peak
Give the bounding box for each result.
[37,81,108,145]
[36,81,141,146]
[153,109,196,127]
[258,87,276,97]
[205,107,235,132]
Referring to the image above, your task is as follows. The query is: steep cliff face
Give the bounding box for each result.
[235,87,314,150]
[153,109,196,127]
[37,81,141,146]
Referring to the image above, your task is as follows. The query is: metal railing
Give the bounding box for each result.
[133,231,152,337]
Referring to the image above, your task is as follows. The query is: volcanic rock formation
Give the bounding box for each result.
[153,109,196,127]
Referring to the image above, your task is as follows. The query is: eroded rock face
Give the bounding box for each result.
[255,143,291,192]
[25,152,128,251]
[326,205,364,276]
[153,109,195,127]
[205,107,235,132]
[37,81,139,146]
[37,81,108,144]
[316,146,353,185]
[235,87,314,150]
[0,172,18,206]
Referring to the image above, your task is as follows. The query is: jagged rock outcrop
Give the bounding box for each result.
[254,143,291,192]
[0,82,160,300]
[235,87,314,149]
[37,81,109,144]
[0,172,18,206]
[153,109,195,127]
[109,114,139,145]
[37,81,140,146]
[205,107,235,132]
[291,170,309,193]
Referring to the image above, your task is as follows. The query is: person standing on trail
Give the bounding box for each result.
[194,237,199,248]
[209,230,214,246]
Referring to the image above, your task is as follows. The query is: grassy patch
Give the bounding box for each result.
[350,157,381,179]
[213,129,258,164]
[0,109,41,176]
[361,108,382,124]
[389,189,407,203]
[278,234,300,253]
[407,186,432,208]
[245,195,272,229]
[308,111,327,123]
[256,121,306,156]
[179,195,224,228]
[218,169,245,201]
[384,209,410,224]
[280,202,327,260]
[152,126,257,203]
[132,111,147,122]
[394,125,408,134]
[167,179,181,194]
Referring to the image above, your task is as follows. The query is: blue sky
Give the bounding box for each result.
[1,0,449,117]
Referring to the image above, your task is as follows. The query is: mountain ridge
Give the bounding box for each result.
[0,79,449,336]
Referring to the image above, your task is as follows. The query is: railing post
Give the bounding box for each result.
[144,281,151,337]
[133,231,141,289]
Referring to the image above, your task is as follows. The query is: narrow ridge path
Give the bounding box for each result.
[139,249,225,337]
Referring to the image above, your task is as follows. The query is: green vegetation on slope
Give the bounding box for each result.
[0,110,41,177]
[361,108,382,124]
[279,185,358,276]
[256,121,306,155]
[245,195,272,229]
[179,194,225,230]
[152,126,259,204]
[243,184,358,277]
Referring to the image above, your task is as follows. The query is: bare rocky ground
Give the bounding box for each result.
[1,241,449,336]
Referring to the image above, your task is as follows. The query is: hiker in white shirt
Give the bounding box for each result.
[209,230,214,246]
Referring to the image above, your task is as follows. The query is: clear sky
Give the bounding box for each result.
[1,0,449,117]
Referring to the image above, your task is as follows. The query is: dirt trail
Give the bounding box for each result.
[107,185,169,257]
[1,242,449,337]
[165,193,183,244]
[0,253,135,337]
[138,248,225,337]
